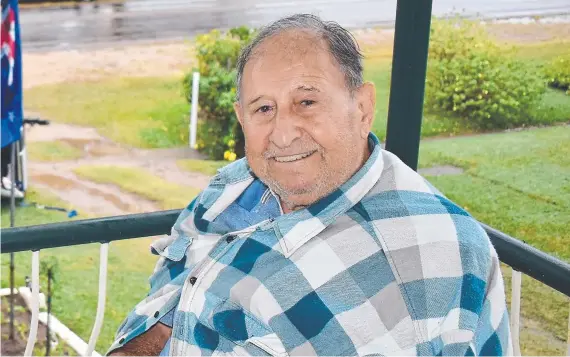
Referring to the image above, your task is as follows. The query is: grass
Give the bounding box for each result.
[419,125,570,355]
[176,159,226,176]
[27,141,84,162]
[73,165,200,210]
[24,76,190,149]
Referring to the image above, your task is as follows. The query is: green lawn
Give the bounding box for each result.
[419,125,570,355]
[24,77,190,149]
[27,141,84,162]
[177,158,226,176]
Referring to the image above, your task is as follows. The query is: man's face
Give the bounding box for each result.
[234,30,375,211]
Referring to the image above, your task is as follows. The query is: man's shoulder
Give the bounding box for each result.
[356,149,494,282]
[360,149,487,242]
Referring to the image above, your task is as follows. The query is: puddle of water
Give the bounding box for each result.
[60,138,128,157]
[31,173,134,213]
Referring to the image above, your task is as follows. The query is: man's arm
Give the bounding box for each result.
[109,323,172,356]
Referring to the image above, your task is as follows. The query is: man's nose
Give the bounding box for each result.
[269,111,302,149]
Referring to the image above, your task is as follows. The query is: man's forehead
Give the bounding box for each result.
[254,28,326,56]
[241,31,343,94]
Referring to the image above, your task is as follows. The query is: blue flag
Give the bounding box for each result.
[1,0,23,148]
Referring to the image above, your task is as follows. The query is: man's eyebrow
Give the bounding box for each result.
[296,85,320,92]
[248,95,263,105]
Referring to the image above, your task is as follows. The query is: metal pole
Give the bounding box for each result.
[189,72,200,148]
[9,141,17,340]
[385,0,434,171]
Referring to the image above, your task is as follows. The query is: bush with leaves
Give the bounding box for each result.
[544,55,570,94]
[183,27,255,160]
[425,18,546,130]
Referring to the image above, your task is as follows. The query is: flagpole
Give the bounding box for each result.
[9,141,16,340]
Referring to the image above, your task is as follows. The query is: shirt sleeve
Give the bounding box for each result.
[108,196,201,354]
[420,221,513,356]
[437,239,513,356]
[470,249,513,356]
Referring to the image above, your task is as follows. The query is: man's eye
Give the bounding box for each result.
[256,105,272,113]
[300,100,316,107]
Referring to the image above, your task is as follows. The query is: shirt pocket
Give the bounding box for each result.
[148,234,193,292]
[209,299,288,357]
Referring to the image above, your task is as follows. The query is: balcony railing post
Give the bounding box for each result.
[510,269,522,356]
[86,243,109,356]
[24,250,40,356]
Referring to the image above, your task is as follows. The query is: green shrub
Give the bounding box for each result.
[425,18,546,130]
[183,27,255,160]
[544,55,570,94]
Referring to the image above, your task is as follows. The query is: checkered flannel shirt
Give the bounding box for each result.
[107,133,512,356]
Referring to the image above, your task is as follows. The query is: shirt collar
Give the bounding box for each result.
[274,133,384,257]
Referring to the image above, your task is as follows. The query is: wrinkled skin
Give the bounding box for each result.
[234,29,376,212]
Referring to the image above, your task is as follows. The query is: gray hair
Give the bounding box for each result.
[235,13,364,101]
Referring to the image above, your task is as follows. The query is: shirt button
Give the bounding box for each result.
[154,311,159,318]
[226,235,236,243]
[119,338,125,344]
[189,276,197,285]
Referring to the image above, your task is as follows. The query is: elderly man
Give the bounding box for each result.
[108,14,512,356]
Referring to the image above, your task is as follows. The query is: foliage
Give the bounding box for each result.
[425,18,546,130]
[544,54,570,94]
[183,26,255,160]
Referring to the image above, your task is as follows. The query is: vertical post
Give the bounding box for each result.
[86,243,109,356]
[9,141,16,340]
[24,250,40,357]
[385,0,433,171]
[189,72,200,148]
[46,268,52,356]
[510,269,522,356]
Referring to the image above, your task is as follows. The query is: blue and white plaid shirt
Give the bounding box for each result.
[108,133,512,356]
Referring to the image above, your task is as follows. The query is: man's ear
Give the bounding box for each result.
[357,82,376,139]
[234,101,244,127]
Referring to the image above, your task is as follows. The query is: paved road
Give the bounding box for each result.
[19,0,570,51]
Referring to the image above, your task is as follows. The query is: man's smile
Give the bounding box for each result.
[272,150,317,163]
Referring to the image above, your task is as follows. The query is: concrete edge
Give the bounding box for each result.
[1,287,102,357]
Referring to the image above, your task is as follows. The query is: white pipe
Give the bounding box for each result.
[510,269,522,357]
[189,71,200,148]
[86,243,109,356]
[24,250,40,356]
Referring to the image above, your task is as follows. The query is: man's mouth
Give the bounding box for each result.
[273,150,316,163]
